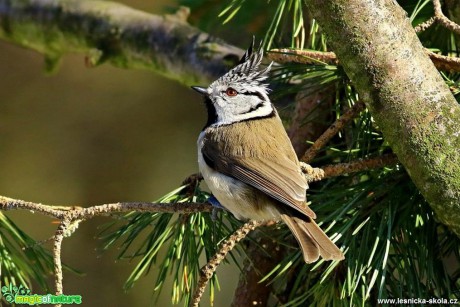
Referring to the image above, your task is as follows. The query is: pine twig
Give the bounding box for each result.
[0,197,213,220]
[301,153,399,182]
[0,196,68,219]
[427,51,460,72]
[268,48,460,73]
[0,152,401,223]
[53,219,69,301]
[189,220,263,307]
[414,16,436,32]
[0,150,398,300]
[301,101,366,163]
[268,49,338,65]
[321,154,399,177]
[433,0,460,35]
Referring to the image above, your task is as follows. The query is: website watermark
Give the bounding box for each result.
[1,284,82,305]
[377,297,458,305]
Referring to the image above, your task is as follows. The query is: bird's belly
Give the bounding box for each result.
[197,145,280,221]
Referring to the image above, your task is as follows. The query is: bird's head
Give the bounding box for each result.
[192,42,273,128]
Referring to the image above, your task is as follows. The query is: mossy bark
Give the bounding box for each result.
[0,0,243,85]
[305,0,460,236]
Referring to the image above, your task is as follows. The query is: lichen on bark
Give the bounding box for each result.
[305,0,460,236]
[0,0,243,84]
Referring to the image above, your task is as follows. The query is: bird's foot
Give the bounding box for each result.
[208,195,224,209]
[208,196,224,221]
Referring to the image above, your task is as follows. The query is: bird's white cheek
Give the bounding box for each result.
[214,97,224,107]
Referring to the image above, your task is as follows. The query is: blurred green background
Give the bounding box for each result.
[0,0,239,305]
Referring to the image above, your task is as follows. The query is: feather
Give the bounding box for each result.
[201,113,316,219]
[237,37,254,64]
[195,42,344,263]
[281,215,320,263]
[281,215,344,263]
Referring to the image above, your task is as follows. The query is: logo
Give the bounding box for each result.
[1,284,82,305]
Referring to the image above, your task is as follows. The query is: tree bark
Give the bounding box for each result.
[305,0,460,236]
[0,0,243,84]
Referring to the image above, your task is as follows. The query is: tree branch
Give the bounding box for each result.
[0,151,400,223]
[268,48,460,73]
[427,51,460,73]
[190,220,263,307]
[0,0,244,84]
[301,101,366,163]
[301,154,399,182]
[268,49,338,65]
[0,197,213,221]
[414,16,436,33]
[305,0,460,236]
[268,0,460,75]
[433,0,460,35]
[53,219,69,299]
[0,146,398,301]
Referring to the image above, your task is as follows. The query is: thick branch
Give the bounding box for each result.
[231,233,284,307]
[305,0,460,236]
[0,0,243,85]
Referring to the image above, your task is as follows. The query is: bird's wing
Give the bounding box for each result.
[201,125,316,219]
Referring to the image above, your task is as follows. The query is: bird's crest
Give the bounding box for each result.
[212,40,272,89]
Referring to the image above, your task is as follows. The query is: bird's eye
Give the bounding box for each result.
[225,88,238,97]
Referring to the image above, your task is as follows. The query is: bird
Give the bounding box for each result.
[191,43,344,263]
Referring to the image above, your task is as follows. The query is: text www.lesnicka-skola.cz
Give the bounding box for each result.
[377,298,458,305]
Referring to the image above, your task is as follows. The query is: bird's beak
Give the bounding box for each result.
[191,86,208,96]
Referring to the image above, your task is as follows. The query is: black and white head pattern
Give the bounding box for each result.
[203,44,273,127]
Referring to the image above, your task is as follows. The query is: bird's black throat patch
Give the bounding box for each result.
[203,97,217,129]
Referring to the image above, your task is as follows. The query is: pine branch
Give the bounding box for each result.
[268,0,460,75]
[0,150,401,223]
[428,52,460,73]
[268,49,338,65]
[269,48,460,73]
[301,154,399,182]
[432,0,460,35]
[0,0,243,84]
[301,101,366,163]
[189,220,263,307]
[0,144,398,300]
[53,219,69,299]
[414,16,436,33]
[0,196,213,220]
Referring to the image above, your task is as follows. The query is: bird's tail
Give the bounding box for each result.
[281,214,344,263]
